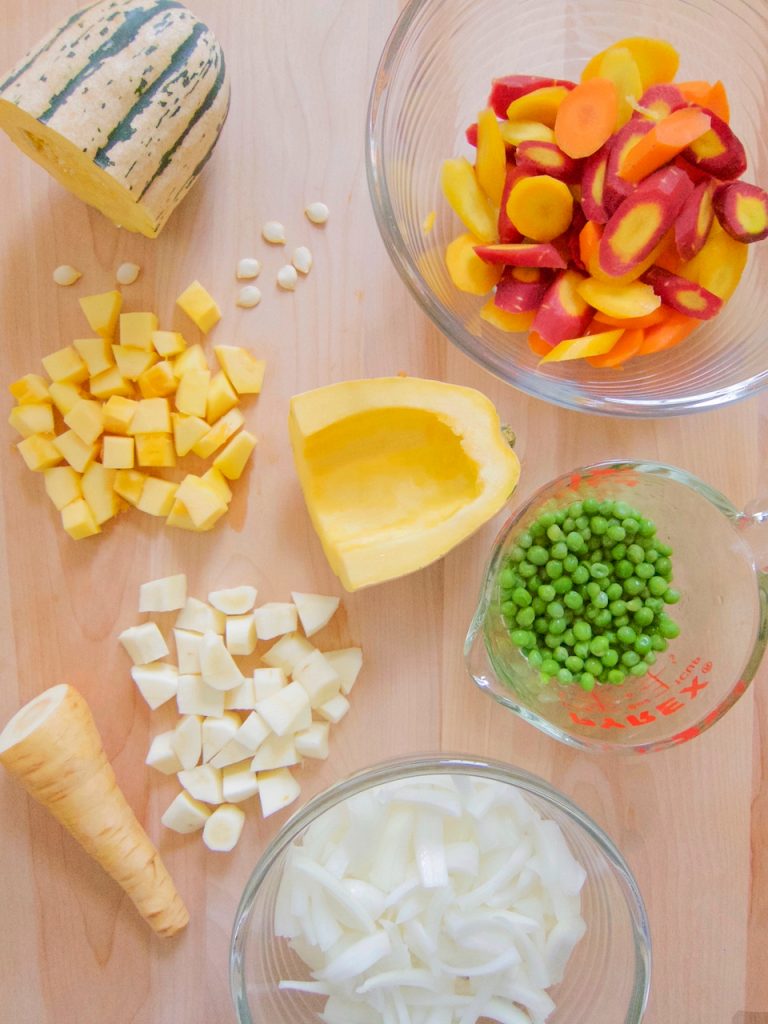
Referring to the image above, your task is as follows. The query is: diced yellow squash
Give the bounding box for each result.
[42,346,89,385]
[17,434,62,471]
[152,330,187,358]
[9,373,49,404]
[102,435,135,469]
[63,398,104,445]
[73,337,113,377]
[89,365,134,399]
[173,344,208,378]
[137,477,178,517]
[138,360,177,398]
[81,463,118,525]
[171,413,208,458]
[128,398,171,434]
[214,345,266,395]
[44,466,82,510]
[175,475,228,528]
[114,469,146,506]
[52,430,98,473]
[112,345,158,380]
[120,312,159,351]
[166,498,214,531]
[192,407,245,459]
[200,466,232,504]
[48,382,83,416]
[175,369,210,417]
[103,395,138,434]
[79,291,122,340]
[176,280,221,334]
[207,370,238,423]
[135,433,176,467]
[8,403,54,438]
[61,498,100,539]
[213,429,257,480]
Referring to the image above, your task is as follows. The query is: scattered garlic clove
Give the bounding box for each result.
[292,246,313,275]
[116,262,141,285]
[305,201,329,225]
[202,804,245,851]
[237,285,261,308]
[276,265,298,291]
[53,265,82,286]
[236,258,261,279]
[262,220,286,244]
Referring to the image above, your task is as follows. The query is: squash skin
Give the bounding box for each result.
[289,378,521,591]
[0,0,230,237]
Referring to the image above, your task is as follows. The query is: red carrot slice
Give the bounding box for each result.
[581,145,611,223]
[515,141,581,182]
[674,179,716,260]
[643,266,723,319]
[637,311,698,354]
[634,84,686,120]
[494,267,550,313]
[680,110,747,180]
[619,107,711,184]
[587,327,645,367]
[531,269,592,344]
[487,75,576,119]
[554,78,619,158]
[473,243,567,268]
[603,119,654,214]
[713,181,768,243]
[465,122,478,147]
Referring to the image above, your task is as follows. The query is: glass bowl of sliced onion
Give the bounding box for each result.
[230,755,651,1024]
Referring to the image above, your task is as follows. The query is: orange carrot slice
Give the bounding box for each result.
[619,107,711,183]
[528,330,553,357]
[587,327,645,367]
[637,311,698,355]
[578,220,603,268]
[594,306,668,329]
[678,80,730,123]
[554,78,618,158]
[597,46,642,128]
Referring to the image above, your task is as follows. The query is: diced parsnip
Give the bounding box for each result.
[210,737,255,770]
[52,430,98,473]
[173,344,208,378]
[61,499,100,539]
[202,713,241,763]
[113,469,147,506]
[175,598,225,635]
[136,478,178,517]
[254,602,298,641]
[222,761,260,803]
[209,586,258,615]
[255,681,311,737]
[81,463,118,525]
[293,650,341,708]
[173,629,202,673]
[89,366,133,400]
[172,715,203,771]
[202,804,245,852]
[316,693,351,724]
[262,633,314,674]
[174,475,228,529]
[176,674,225,717]
[212,430,257,480]
[161,791,210,834]
[17,435,63,472]
[79,290,122,339]
[214,345,266,394]
[9,373,50,404]
[295,722,330,760]
[207,370,238,423]
[139,573,187,613]
[118,622,169,665]
[176,280,221,334]
[48,382,83,416]
[101,435,135,469]
[178,765,223,805]
[192,408,245,459]
[323,648,363,695]
[152,330,187,358]
[234,711,270,754]
[291,592,340,638]
[43,466,82,510]
[175,369,210,417]
[8,403,54,438]
[251,734,299,771]
[172,413,210,457]
[225,614,257,656]
[252,667,287,701]
[128,398,171,435]
[103,396,138,434]
[73,337,113,377]
[224,677,257,710]
[145,731,183,775]
[42,346,89,385]
[199,634,243,691]
[258,768,301,818]
[131,662,179,710]
[112,345,158,381]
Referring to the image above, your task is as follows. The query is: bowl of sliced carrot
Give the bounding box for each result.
[366,0,768,416]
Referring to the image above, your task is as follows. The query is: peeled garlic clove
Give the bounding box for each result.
[292,246,313,275]
[276,265,298,291]
[262,220,286,244]
[116,262,141,285]
[305,202,329,225]
[237,285,262,308]
[53,265,81,286]
[237,258,261,279]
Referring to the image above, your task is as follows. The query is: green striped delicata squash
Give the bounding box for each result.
[0,0,230,237]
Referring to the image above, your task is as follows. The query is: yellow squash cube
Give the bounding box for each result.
[42,346,89,385]
[172,413,210,457]
[138,360,177,398]
[175,369,210,417]
[53,430,98,473]
[8,403,54,438]
[172,343,208,378]
[200,466,232,504]
[112,345,158,380]
[79,291,122,339]
[114,469,147,506]
[207,370,238,423]
[129,398,171,434]
[166,499,203,531]
[89,365,133,399]
[73,337,113,377]
[44,466,82,510]
[192,407,245,459]
[120,312,159,351]
[214,345,266,395]
[213,430,257,480]
[61,498,100,539]
[82,463,118,525]
[152,330,187,357]
[176,280,221,333]
[17,434,62,471]
[135,433,176,467]
[64,398,104,445]
[137,477,178,517]
[103,396,138,434]
[9,373,49,404]
[102,435,135,469]
[48,382,83,416]
[175,475,228,528]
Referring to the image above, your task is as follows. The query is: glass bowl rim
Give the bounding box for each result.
[229,752,652,1023]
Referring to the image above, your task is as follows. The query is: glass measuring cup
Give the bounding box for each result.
[465,461,768,754]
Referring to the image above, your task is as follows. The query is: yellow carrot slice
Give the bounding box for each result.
[505,86,570,127]
[506,175,573,242]
[499,120,556,146]
[475,108,506,207]
[440,157,497,242]
[582,38,679,90]
[0,685,189,937]
[480,301,535,332]
[539,328,624,363]
[576,277,661,319]
[597,46,642,128]
[445,233,503,294]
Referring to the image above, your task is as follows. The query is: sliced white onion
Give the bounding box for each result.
[315,930,392,982]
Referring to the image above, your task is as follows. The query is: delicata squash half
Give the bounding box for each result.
[289,377,521,591]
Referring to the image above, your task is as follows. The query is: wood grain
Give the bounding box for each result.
[0,2,765,1023]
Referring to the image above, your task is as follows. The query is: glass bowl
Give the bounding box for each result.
[366,0,768,417]
[230,755,651,1024]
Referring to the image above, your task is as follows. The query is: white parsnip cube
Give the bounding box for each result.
[161,791,210,834]
[234,711,270,754]
[252,667,286,701]
[295,722,330,760]
[199,633,243,691]
[293,650,340,708]
[291,592,340,637]
[224,677,257,710]
[254,602,298,640]
[209,585,257,614]
[258,768,301,818]
[172,715,202,771]
[176,674,225,717]
[222,761,260,803]
[145,731,183,774]
[203,804,246,852]
[226,614,257,656]
[202,713,241,763]
[173,629,202,673]
[118,622,169,666]
[250,734,299,771]
[256,681,311,737]
[175,597,225,635]
[131,662,178,710]
[138,573,187,612]
[316,693,351,724]
[178,765,223,805]
[210,737,255,769]
[324,648,363,695]
[262,633,314,674]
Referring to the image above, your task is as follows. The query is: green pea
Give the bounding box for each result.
[610,542,627,560]
[566,531,585,552]
[621,650,640,667]
[568,501,584,518]
[575,515,589,531]
[609,599,627,617]
[636,562,655,580]
[585,581,600,599]
[589,636,609,656]
[584,606,598,622]
[532,596,546,614]
[562,516,575,532]
[659,617,680,639]
[552,576,573,594]
[639,519,656,537]
[547,524,564,543]
[655,556,672,577]
[594,609,612,629]
[516,607,536,627]
[557,667,573,684]
[518,561,536,578]
[541,658,559,676]
[613,501,632,519]
[646,575,667,596]
[591,591,609,609]
[645,651,657,665]
[607,668,626,685]
[502,600,516,616]
[527,545,547,566]
[530,521,546,538]
[544,634,560,649]
[664,588,680,605]
[582,527,592,542]
[500,568,516,588]
[564,591,583,611]
[518,531,533,548]
[606,524,626,543]
[539,511,557,529]
[590,515,608,535]
[622,517,639,534]
[563,553,579,574]
[534,617,549,634]
[579,672,596,692]
[656,541,672,556]
[617,625,637,645]
[545,560,563,579]
[623,577,643,596]
[574,641,590,659]
[634,606,654,627]
[616,559,634,579]
[554,646,569,663]
[511,629,532,647]
[644,548,659,563]
[602,649,619,667]
[651,635,668,652]
[573,620,592,641]
[550,541,568,561]
[628,661,648,677]
[646,596,664,613]
[626,597,642,612]
[546,600,565,619]
[565,655,584,673]
[583,498,600,515]
[549,618,567,636]
[527,649,544,669]
[605,582,622,601]
[590,562,610,580]
[512,587,532,607]
[626,543,644,564]
[613,615,629,628]
[537,583,556,602]
[562,628,575,646]
[634,634,652,655]
[584,656,602,675]
[572,565,590,585]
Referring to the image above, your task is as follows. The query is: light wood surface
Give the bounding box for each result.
[0,3,765,1023]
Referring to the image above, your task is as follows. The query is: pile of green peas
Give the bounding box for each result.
[498,497,681,691]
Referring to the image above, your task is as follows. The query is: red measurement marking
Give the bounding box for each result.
[627,711,656,726]
[671,724,700,744]
[646,670,669,691]
[656,697,685,716]
[680,676,708,699]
